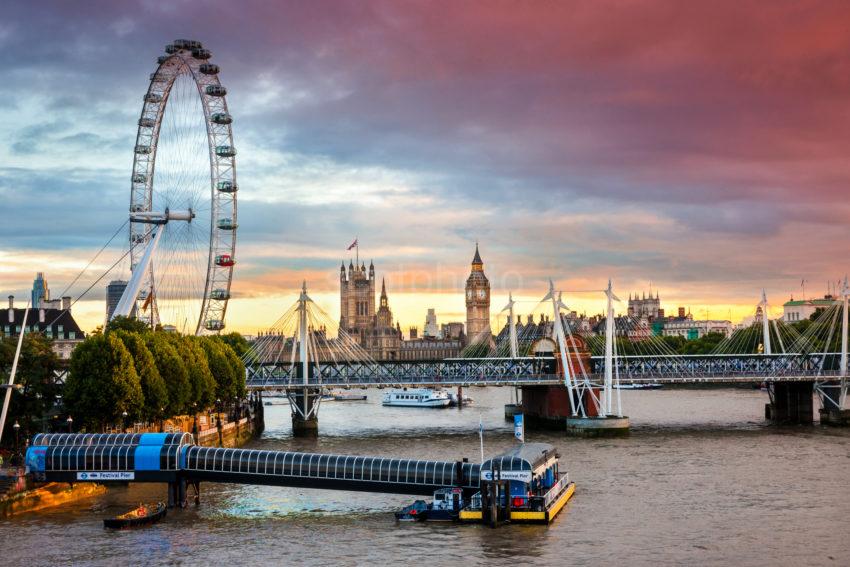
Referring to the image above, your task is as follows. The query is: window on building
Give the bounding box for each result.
[69,331,76,339]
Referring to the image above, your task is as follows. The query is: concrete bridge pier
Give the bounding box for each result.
[766,382,814,424]
[817,381,850,426]
[290,389,320,437]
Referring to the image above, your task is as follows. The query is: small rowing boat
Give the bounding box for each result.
[103,502,166,529]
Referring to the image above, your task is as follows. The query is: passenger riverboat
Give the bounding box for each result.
[459,443,574,525]
[382,388,451,408]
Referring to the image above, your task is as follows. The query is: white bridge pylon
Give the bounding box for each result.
[540,279,622,419]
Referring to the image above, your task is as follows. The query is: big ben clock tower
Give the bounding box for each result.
[465,243,491,345]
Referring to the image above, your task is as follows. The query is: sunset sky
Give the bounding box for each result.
[2,1,850,334]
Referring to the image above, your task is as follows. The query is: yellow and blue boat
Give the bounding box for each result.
[459,443,575,525]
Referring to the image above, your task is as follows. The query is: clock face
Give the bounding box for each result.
[477,289,486,299]
[467,290,473,300]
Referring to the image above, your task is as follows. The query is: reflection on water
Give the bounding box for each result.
[5,387,850,566]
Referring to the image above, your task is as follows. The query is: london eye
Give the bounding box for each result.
[115,39,238,334]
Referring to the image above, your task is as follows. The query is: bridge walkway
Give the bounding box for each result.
[25,434,481,497]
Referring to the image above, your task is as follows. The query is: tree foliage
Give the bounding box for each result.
[219,332,250,358]
[113,330,168,421]
[145,333,191,416]
[0,334,62,442]
[200,337,245,403]
[64,333,143,430]
[106,315,151,335]
[167,335,216,411]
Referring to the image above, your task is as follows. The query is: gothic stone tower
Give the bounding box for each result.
[465,244,491,345]
[339,259,376,345]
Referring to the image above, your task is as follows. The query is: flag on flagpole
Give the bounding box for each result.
[347,238,358,251]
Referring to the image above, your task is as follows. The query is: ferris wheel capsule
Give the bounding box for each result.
[199,64,219,75]
[205,85,227,97]
[211,112,232,125]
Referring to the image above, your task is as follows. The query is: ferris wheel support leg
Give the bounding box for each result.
[112,228,165,321]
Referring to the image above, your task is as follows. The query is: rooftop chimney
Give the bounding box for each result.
[62,296,71,311]
[39,309,46,323]
[7,295,12,309]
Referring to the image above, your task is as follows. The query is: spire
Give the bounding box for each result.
[381,277,387,298]
[472,242,483,266]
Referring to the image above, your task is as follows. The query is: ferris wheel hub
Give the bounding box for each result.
[130,208,195,224]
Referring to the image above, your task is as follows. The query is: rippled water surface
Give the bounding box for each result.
[5,388,850,566]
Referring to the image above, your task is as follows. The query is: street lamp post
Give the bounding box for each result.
[121,410,128,432]
[66,415,73,434]
[12,421,20,466]
[192,403,198,437]
[215,398,223,447]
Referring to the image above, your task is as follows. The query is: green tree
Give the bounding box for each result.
[106,315,150,335]
[170,335,216,411]
[113,330,168,422]
[0,334,62,443]
[63,334,143,430]
[145,333,191,416]
[201,337,246,403]
[219,332,250,358]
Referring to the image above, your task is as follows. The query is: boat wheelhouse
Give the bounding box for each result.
[459,442,574,525]
[382,388,451,408]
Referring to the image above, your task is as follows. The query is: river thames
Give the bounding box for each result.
[5,388,849,566]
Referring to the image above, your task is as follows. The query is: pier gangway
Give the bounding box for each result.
[25,433,482,502]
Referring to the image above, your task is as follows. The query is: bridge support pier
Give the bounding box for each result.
[521,385,630,437]
[817,381,850,426]
[167,480,188,508]
[766,382,813,425]
[290,389,320,437]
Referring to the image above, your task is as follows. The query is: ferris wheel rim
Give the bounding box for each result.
[128,40,237,335]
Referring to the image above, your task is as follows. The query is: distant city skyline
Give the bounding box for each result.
[2,2,849,334]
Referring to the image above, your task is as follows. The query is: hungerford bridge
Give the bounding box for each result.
[244,281,850,436]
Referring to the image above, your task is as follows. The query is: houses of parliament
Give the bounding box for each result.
[339,244,491,360]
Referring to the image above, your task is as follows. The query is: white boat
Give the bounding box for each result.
[329,390,367,401]
[382,388,451,408]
